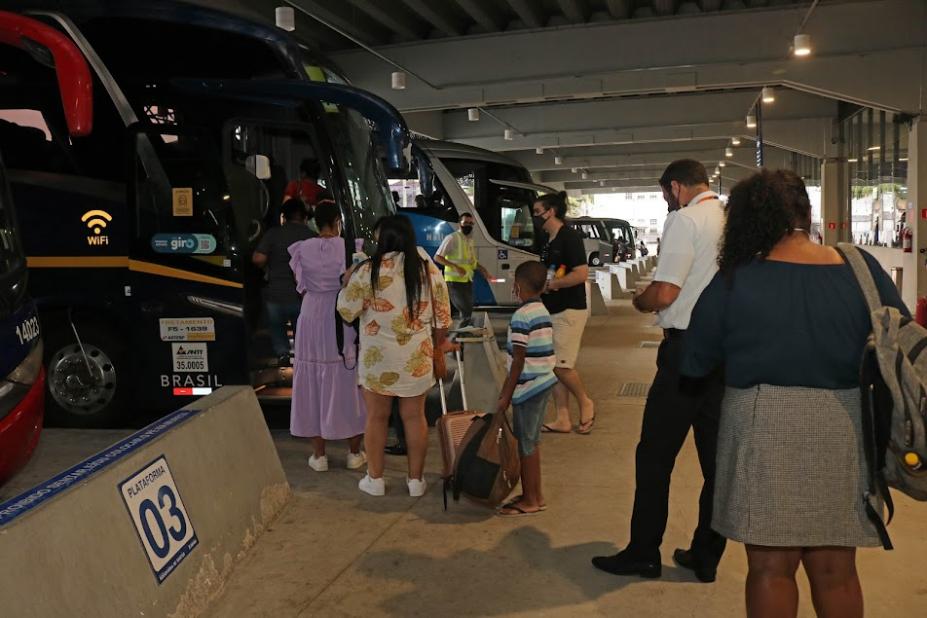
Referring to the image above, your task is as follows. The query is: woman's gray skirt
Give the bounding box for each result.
[713,385,882,548]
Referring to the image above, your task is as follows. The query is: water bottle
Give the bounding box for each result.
[352,238,367,265]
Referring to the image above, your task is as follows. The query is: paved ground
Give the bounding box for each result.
[7,295,926,616]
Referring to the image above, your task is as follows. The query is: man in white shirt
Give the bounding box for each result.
[593,159,727,583]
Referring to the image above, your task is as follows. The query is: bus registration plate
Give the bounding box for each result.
[171,343,209,373]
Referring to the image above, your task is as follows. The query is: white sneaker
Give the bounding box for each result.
[358,474,386,496]
[308,454,329,472]
[407,477,427,497]
[346,451,367,470]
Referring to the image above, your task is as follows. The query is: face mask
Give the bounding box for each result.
[461,224,473,235]
[533,211,548,228]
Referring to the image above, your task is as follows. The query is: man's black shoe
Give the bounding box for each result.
[591,550,661,578]
[672,548,716,583]
[384,444,407,456]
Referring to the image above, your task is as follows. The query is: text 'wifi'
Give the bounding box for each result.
[81,210,113,235]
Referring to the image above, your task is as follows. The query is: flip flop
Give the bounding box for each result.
[541,424,571,434]
[504,496,548,512]
[497,503,541,517]
[576,415,596,435]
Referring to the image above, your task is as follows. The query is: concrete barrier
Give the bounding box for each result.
[0,386,289,618]
[596,268,631,299]
[608,263,638,290]
[587,280,609,315]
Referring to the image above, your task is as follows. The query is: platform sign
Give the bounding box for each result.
[119,456,198,583]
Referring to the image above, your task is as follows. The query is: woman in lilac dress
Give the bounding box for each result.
[288,198,366,472]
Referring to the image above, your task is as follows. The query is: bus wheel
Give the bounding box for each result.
[44,321,127,427]
[589,252,602,267]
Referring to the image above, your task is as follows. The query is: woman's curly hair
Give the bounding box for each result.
[718,169,812,283]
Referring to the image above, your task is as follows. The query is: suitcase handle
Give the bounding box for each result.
[438,342,468,416]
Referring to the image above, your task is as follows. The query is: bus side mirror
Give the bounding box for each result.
[246,154,271,180]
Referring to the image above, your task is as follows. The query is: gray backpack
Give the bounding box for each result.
[841,244,927,550]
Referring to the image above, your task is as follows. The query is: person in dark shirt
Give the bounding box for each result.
[532,192,594,435]
[253,198,317,365]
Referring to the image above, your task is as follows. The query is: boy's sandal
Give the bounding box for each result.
[504,496,547,511]
[576,415,596,435]
[497,503,541,517]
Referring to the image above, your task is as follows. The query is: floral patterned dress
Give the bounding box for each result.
[337,252,452,397]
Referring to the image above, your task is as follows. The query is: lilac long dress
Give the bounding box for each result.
[288,237,366,439]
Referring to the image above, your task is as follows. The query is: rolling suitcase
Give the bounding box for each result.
[436,347,484,509]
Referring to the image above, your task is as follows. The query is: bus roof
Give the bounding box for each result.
[414,138,527,169]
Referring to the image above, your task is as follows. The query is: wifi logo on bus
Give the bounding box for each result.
[81,210,112,246]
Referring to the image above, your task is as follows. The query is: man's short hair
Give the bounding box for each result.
[459,212,474,221]
[659,159,709,190]
[515,261,547,295]
[300,158,320,178]
[281,198,306,221]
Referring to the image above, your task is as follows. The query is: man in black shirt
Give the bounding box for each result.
[532,192,595,435]
[253,198,316,365]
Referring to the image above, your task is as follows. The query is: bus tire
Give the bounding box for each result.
[43,318,128,428]
[589,252,602,267]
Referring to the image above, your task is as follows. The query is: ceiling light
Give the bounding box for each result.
[867,145,880,151]
[504,128,514,140]
[900,157,909,162]
[581,171,589,180]
[467,108,480,121]
[599,180,606,187]
[714,167,720,174]
[731,137,741,146]
[391,71,406,90]
[571,167,578,173]
[725,147,733,158]
[719,161,727,168]
[746,113,757,129]
[535,146,544,154]
[793,33,812,57]
[848,158,858,163]
[275,6,295,31]
[554,155,563,165]
[761,87,775,103]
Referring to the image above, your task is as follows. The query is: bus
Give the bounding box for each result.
[567,217,638,262]
[392,138,557,307]
[0,11,93,481]
[1,5,407,426]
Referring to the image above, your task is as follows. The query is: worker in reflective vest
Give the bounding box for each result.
[434,212,491,327]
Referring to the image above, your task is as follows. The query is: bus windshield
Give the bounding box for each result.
[0,161,23,277]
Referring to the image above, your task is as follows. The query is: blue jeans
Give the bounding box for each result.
[265,301,301,357]
[512,386,553,457]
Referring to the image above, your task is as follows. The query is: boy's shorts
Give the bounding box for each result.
[512,386,554,457]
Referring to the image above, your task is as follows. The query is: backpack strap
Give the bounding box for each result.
[859,351,895,550]
[836,243,882,313]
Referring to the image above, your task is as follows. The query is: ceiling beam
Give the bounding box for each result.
[344,0,425,40]
[556,0,589,23]
[506,0,546,28]
[400,0,464,36]
[288,0,387,45]
[454,0,505,32]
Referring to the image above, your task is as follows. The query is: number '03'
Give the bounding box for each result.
[139,485,187,559]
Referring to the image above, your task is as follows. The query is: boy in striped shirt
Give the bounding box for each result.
[497,261,558,517]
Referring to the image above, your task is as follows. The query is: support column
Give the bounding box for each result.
[821,159,848,246]
[911,118,927,298]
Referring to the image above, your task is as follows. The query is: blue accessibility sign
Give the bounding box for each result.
[151,234,217,255]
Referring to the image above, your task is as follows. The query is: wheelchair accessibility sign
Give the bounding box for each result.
[119,456,198,583]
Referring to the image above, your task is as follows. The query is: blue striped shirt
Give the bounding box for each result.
[506,300,558,404]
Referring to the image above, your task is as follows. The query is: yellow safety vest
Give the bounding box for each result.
[443,231,477,283]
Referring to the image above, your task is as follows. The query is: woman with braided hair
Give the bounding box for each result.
[682,169,907,617]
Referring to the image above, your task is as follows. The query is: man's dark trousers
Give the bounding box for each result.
[627,329,726,568]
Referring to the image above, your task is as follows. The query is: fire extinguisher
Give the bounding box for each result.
[903,226,913,253]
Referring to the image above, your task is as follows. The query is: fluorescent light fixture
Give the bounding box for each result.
[275,7,295,31]
[867,145,880,151]
[504,128,514,140]
[848,158,858,163]
[900,157,909,162]
[535,146,544,154]
[761,87,775,103]
[554,155,563,165]
[714,167,720,174]
[719,161,727,168]
[725,147,733,157]
[731,137,741,146]
[467,108,480,121]
[793,33,812,57]
[746,113,757,129]
[391,71,406,90]
[571,167,578,173]
[581,171,589,180]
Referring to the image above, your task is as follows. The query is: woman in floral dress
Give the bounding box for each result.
[337,215,453,497]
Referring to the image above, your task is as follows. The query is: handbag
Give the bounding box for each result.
[429,277,448,381]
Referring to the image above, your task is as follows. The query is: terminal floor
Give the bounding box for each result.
[6,300,926,616]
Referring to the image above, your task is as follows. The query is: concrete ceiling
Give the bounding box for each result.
[191,0,926,194]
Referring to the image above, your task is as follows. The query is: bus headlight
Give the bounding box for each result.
[0,341,43,421]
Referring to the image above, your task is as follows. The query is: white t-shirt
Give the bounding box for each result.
[653,191,725,330]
